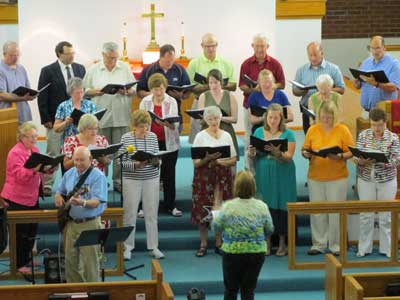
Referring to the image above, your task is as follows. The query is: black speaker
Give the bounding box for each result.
[44,255,66,284]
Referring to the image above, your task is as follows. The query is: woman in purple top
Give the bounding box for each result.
[248,69,293,133]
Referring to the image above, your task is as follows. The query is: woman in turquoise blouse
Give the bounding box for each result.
[248,103,297,256]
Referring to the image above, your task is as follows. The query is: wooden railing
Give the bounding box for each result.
[288,200,400,270]
[2,207,124,280]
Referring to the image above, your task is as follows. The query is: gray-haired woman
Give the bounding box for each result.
[53,77,97,143]
[191,106,237,257]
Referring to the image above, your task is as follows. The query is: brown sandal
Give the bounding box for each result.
[196,247,207,257]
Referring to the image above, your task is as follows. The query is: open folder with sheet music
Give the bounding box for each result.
[305,146,343,158]
[70,108,107,126]
[101,81,138,94]
[148,111,181,123]
[24,152,65,170]
[89,142,123,159]
[349,68,389,83]
[12,83,51,97]
[130,150,174,162]
[194,72,229,86]
[348,146,388,163]
[250,135,288,153]
[191,145,231,159]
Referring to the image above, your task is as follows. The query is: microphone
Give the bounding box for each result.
[116,145,135,159]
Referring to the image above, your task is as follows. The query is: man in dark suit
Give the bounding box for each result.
[37,41,86,196]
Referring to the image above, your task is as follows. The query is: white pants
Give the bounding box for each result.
[123,177,160,251]
[357,177,397,256]
[243,108,254,174]
[308,178,348,252]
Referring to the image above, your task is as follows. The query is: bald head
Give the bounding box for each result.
[307,42,323,66]
[201,33,218,60]
[73,146,92,172]
[369,36,385,61]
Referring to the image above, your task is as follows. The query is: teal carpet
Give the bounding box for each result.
[2,131,391,300]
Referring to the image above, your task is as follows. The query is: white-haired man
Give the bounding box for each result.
[83,42,135,192]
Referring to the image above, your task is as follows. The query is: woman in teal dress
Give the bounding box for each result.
[248,103,297,256]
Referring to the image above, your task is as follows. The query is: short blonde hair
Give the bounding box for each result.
[131,109,151,128]
[318,101,338,125]
[263,103,286,132]
[148,73,168,90]
[234,170,256,199]
[17,121,37,141]
[77,114,98,133]
[257,69,275,84]
[316,74,334,91]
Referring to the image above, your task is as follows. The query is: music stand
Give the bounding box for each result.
[74,226,135,282]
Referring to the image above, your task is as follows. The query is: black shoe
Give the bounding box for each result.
[214,247,223,256]
[307,249,323,255]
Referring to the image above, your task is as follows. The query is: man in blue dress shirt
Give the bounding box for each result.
[353,36,400,115]
[55,146,108,282]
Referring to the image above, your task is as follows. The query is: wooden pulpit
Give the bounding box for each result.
[0,103,18,195]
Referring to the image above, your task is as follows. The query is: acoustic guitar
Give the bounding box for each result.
[57,185,90,233]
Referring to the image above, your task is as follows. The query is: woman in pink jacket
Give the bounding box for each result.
[1,122,56,273]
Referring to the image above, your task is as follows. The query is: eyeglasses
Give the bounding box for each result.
[366,45,384,51]
[203,44,217,49]
[87,127,99,131]
[23,134,38,139]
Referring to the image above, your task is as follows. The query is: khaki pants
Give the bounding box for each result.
[308,178,348,252]
[65,217,102,283]
[44,128,62,189]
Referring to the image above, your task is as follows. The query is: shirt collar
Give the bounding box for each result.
[201,53,220,63]
[1,60,18,70]
[100,60,121,71]
[308,58,327,69]
[250,54,270,63]
[58,59,72,69]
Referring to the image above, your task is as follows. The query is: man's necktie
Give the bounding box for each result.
[66,66,72,80]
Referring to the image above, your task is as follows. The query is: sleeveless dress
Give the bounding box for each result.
[253,127,297,235]
[202,90,239,158]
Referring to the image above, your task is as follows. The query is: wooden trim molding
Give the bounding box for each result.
[276,0,326,20]
[0,3,18,24]
[386,45,400,52]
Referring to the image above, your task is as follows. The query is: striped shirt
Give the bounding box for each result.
[294,59,345,106]
[118,131,160,180]
[356,128,400,182]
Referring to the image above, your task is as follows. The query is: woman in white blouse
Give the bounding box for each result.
[191,106,237,257]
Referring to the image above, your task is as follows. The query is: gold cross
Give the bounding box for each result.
[141,3,164,50]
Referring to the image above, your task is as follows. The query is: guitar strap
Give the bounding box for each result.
[67,166,93,199]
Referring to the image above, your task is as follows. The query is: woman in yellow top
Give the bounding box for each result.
[308,74,343,125]
[302,101,354,256]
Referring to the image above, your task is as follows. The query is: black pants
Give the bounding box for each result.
[223,252,265,300]
[302,110,310,134]
[4,199,39,268]
[158,141,179,211]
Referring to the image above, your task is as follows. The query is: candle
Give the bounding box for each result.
[181,21,184,37]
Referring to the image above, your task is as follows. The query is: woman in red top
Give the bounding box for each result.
[139,73,181,216]
[62,114,110,174]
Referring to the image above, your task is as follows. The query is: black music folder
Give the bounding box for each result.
[306,146,343,158]
[300,104,316,120]
[250,105,267,117]
[349,68,389,83]
[250,135,288,153]
[89,142,123,159]
[243,74,258,88]
[130,150,173,162]
[348,146,388,163]
[185,109,204,120]
[12,83,51,97]
[70,108,107,126]
[101,81,138,94]
[24,153,65,169]
[191,145,231,159]
[194,72,229,86]
[289,80,316,90]
[167,83,197,92]
[148,111,182,123]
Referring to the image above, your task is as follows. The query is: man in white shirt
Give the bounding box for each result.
[83,42,135,192]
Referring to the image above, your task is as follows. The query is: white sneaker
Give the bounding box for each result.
[171,208,182,217]
[124,249,132,260]
[356,252,365,257]
[137,210,144,218]
[150,248,165,259]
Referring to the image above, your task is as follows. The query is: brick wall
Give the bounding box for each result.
[322,0,400,39]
